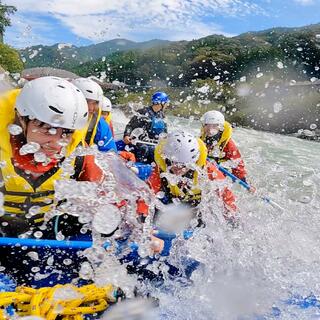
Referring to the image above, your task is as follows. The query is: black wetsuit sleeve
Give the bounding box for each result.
[124,115,138,137]
[123,114,150,138]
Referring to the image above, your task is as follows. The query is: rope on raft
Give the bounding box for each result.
[0,283,118,320]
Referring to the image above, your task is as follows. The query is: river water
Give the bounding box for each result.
[111,109,320,320]
[1,107,319,320]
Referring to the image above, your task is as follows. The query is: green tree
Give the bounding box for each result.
[0,43,23,72]
[0,2,16,43]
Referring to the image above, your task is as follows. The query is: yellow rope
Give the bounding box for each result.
[0,283,117,320]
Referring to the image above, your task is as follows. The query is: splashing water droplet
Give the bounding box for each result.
[299,195,312,203]
[92,205,121,235]
[48,128,57,135]
[197,85,210,94]
[34,152,47,163]
[28,206,40,216]
[47,256,54,266]
[56,231,65,241]
[33,231,43,239]
[310,124,317,130]
[19,142,40,155]
[302,180,313,187]
[27,251,39,261]
[8,124,23,135]
[63,258,73,266]
[277,62,284,69]
[58,139,69,147]
[273,102,283,113]
[79,261,94,280]
[256,72,264,78]
[53,285,84,301]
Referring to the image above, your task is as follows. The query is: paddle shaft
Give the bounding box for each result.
[208,157,285,211]
[0,237,111,249]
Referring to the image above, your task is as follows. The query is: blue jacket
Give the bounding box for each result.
[134,162,153,180]
[94,118,117,152]
[123,106,167,141]
[115,140,153,181]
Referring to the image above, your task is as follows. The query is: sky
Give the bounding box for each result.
[3,0,320,48]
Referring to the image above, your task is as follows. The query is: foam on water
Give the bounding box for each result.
[2,109,319,319]
[111,110,320,319]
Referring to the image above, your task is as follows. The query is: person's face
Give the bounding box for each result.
[152,102,169,112]
[87,99,99,115]
[204,124,220,137]
[26,119,74,157]
[167,160,191,176]
[101,111,110,117]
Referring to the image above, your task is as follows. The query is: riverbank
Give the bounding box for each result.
[112,78,320,139]
[114,100,320,142]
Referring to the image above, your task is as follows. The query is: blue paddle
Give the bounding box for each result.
[216,163,285,211]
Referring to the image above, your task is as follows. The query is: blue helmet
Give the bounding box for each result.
[151,91,170,105]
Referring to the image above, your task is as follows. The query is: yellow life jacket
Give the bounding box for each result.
[104,113,112,125]
[154,138,207,201]
[0,89,85,219]
[200,121,232,160]
[83,107,102,146]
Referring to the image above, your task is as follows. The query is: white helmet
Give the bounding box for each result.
[201,110,225,127]
[16,76,88,130]
[162,130,200,164]
[71,78,103,102]
[101,96,112,112]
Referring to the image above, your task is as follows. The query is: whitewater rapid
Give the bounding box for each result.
[112,108,320,320]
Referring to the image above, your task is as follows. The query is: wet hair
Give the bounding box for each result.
[22,116,74,135]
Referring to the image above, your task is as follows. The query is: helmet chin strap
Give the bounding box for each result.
[205,132,222,145]
[16,114,29,138]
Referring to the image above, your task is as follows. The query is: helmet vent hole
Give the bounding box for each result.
[49,105,63,114]
[76,89,81,92]
[86,89,93,94]
[190,148,195,152]
[83,112,88,118]
[177,139,181,142]
[57,85,65,89]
